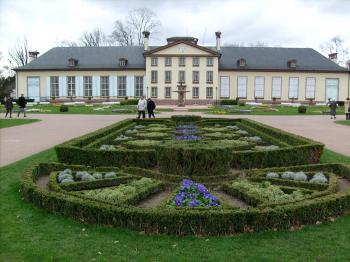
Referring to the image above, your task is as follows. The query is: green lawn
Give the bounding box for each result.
[0,118,40,129]
[190,105,346,116]
[1,104,173,115]
[335,120,350,126]
[1,148,350,260]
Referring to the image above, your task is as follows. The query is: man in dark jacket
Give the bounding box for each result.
[4,95,13,118]
[147,98,156,118]
[17,94,27,117]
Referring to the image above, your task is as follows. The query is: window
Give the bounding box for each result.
[151,86,158,98]
[135,76,143,97]
[206,71,213,83]
[67,76,76,97]
[325,78,339,101]
[237,76,247,98]
[50,76,59,97]
[165,57,172,66]
[192,71,199,83]
[100,76,109,97]
[289,77,299,99]
[117,76,126,97]
[305,77,316,99]
[165,87,171,98]
[207,57,213,66]
[83,76,92,97]
[179,57,185,66]
[165,71,172,83]
[272,77,282,98]
[254,76,265,98]
[179,71,185,82]
[193,87,199,98]
[220,76,230,98]
[151,57,158,66]
[206,87,213,98]
[193,57,199,66]
[119,58,127,67]
[151,71,158,83]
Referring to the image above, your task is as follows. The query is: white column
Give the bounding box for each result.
[46,77,50,97]
[109,76,114,97]
[129,76,135,97]
[77,76,83,97]
[143,75,147,97]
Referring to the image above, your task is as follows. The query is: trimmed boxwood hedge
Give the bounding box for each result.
[55,117,324,171]
[21,162,350,236]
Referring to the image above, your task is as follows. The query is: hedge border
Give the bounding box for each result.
[21,162,350,236]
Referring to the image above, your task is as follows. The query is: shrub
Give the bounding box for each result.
[245,136,263,144]
[171,115,202,122]
[220,99,238,105]
[114,135,129,142]
[310,172,328,184]
[120,99,138,105]
[61,178,74,183]
[92,172,103,180]
[81,173,95,181]
[266,172,279,179]
[59,105,69,112]
[293,171,307,181]
[238,101,246,106]
[253,145,280,151]
[99,144,115,151]
[298,105,307,114]
[236,130,249,136]
[58,173,73,182]
[281,171,294,180]
[123,139,162,149]
[104,172,117,178]
[75,171,90,180]
[225,125,239,131]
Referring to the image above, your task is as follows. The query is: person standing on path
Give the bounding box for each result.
[136,96,147,119]
[147,98,156,118]
[4,95,13,118]
[17,94,27,117]
[327,98,338,120]
[345,98,350,120]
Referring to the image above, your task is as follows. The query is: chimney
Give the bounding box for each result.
[328,53,338,63]
[142,31,150,51]
[28,51,40,63]
[215,31,221,51]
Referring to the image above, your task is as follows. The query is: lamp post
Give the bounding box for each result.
[215,86,218,105]
[146,86,149,99]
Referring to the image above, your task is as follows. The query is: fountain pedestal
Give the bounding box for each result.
[173,81,190,107]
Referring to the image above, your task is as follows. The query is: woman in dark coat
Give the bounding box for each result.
[147,98,156,118]
[4,95,13,118]
[327,98,338,120]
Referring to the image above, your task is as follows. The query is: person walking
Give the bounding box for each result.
[17,94,27,117]
[136,96,147,119]
[345,98,350,120]
[4,95,13,118]
[327,98,338,120]
[147,98,156,118]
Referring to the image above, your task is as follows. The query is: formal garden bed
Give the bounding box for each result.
[20,116,350,236]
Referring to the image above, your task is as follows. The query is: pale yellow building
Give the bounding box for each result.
[15,31,350,104]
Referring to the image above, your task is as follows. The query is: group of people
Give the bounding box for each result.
[136,96,156,119]
[4,94,27,118]
[327,98,350,120]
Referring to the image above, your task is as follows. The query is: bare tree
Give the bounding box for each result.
[80,28,109,47]
[55,40,78,47]
[109,20,134,46]
[8,36,30,67]
[110,8,161,46]
[224,41,270,47]
[320,36,349,66]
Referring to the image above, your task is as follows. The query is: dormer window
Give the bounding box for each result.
[119,58,128,67]
[287,59,297,68]
[237,58,246,67]
[68,58,78,67]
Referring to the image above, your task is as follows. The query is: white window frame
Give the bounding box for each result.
[100,76,110,97]
[206,86,213,98]
[193,71,199,83]
[207,57,213,66]
[254,76,265,99]
[179,57,185,66]
[288,77,299,99]
[151,71,158,83]
[271,77,282,99]
[220,76,230,98]
[165,57,172,66]
[67,76,76,97]
[50,76,59,97]
[206,71,213,83]
[151,86,158,98]
[193,57,199,66]
[165,86,171,98]
[165,71,171,83]
[325,78,339,101]
[193,87,199,98]
[117,76,126,97]
[237,76,248,98]
[83,76,92,97]
[134,76,143,97]
[179,71,185,82]
[151,57,158,66]
[305,77,316,99]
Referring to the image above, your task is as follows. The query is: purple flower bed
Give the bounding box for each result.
[174,134,202,141]
[176,124,197,129]
[171,179,220,207]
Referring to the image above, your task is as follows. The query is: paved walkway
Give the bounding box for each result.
[0,113,349,167]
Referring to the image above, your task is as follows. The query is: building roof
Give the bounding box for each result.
[15,45,349,72]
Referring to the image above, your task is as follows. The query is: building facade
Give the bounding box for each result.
[15,32,350,104]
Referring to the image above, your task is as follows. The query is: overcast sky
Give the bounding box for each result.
[1,0,350,69]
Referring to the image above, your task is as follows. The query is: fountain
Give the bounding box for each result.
[173,81,190,107]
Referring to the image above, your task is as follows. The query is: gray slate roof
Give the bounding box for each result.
[16,46,349,72]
